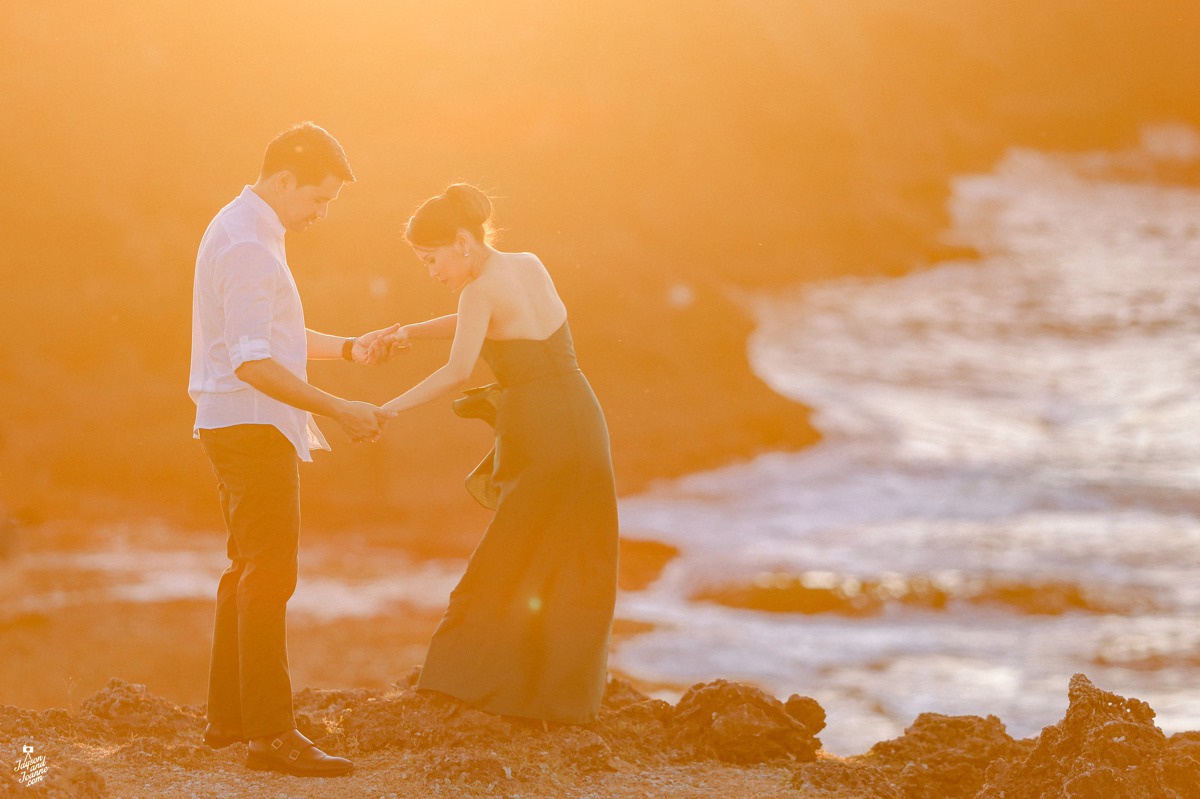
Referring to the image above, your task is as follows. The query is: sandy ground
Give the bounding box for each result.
[94,751,806,799]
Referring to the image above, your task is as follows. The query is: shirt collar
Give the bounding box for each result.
[238,185,287,242]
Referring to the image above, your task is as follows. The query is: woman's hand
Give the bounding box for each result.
[372,326,412,361]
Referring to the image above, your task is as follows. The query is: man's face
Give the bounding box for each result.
[277,173,344,232]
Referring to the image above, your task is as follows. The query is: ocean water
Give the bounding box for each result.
[612,127,1200,754]
[6,529,464,621]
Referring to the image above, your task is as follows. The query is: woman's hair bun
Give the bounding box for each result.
[405,182,497,247]
[443,183,493,226]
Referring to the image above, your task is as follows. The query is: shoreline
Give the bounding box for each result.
[0,523,683,715]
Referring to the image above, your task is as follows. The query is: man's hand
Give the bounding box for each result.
[352,324,404,366]
[335,400,396,443]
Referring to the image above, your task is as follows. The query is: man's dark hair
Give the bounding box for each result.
[261,122,355,186]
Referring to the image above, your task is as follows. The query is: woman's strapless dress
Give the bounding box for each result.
[416,320,619,723]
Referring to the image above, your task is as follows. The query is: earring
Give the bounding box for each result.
[463,248,470,257]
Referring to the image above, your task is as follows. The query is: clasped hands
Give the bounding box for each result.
[350,323,411,366]
[338,324,412,444]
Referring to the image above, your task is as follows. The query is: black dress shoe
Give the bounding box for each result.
[246,729,353,777]
[202,722,248,749]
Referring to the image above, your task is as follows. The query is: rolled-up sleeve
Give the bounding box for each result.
[213,242,278,371]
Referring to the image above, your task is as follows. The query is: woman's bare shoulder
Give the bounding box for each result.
[482,251,548,282]
[519,252,557,281]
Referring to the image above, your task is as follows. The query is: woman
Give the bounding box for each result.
[380,183,619,724]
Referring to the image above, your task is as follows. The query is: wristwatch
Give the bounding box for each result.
[342,337,357,361]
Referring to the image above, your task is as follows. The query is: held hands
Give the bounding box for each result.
[337,323,411,442]
[336,400,397,444]
[372,327,412,362]
[352,324,409,366]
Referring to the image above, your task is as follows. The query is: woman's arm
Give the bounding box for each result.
[368,314,456,360]
[382,291,489,414]
[402,314,458,341]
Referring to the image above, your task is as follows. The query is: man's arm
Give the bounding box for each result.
[306,329,353,360]
[307,325,403,365]
[212,244,392,441]
[235,358,390,441]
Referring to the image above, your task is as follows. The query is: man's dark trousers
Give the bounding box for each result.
[200,424,300,740]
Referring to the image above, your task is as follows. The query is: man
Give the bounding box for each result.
[188,122,395,778]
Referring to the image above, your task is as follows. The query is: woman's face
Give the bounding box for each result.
[412,241,472,292]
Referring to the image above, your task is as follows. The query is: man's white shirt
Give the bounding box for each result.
[189,186,330,460]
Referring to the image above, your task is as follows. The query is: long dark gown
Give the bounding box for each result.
[415,320,619,724]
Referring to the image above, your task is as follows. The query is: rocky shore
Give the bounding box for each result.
[4,672,1197,798]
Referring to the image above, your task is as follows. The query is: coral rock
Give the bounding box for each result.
[791,758,903,798]
[786,693,827,731]
[342,688,512,753]
[424,751,509,784]
[667,679,824,764]
[78,678,195,739]
[601,676,651,710]
[0,707,76,745]
[870,712,1026,799]
[976,673,1200,799]
[792,712,1025,799]
[558,728,618,772]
